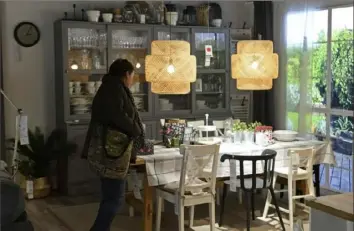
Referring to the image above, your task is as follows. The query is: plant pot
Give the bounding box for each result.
[243,131,254,143]
[19,175,51,199]
[232,131,243,143]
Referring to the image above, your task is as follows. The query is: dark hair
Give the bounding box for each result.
[108,59,134,79]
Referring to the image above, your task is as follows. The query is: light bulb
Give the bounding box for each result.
[136,62,141,69]
[167,64,175,74]
[70,63,78,70]
[251,61,259,69]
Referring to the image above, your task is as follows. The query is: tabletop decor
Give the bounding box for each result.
[161,119,186,148]
[255,125,273,146]
[244,121,262,143]
[232,120,247,143]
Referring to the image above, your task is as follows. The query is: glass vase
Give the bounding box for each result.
[232,131,243,143]
[243,131,254,143]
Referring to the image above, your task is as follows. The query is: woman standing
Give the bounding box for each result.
[82,59,145,231]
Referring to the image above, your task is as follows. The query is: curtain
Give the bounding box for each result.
[252,1,275,127]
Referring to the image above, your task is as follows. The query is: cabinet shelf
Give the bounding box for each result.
[67,69,106,75]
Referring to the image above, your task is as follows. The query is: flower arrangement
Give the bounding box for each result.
[162,122,185,148]
[232,120,247,132]
[247,121,262,131]
[255,125,273,132]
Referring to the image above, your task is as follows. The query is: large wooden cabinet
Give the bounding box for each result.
[54,20,235,194]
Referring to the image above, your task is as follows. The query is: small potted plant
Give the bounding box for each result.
[232,120,247,143]
[8,127,77,199]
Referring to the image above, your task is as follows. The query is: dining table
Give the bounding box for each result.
[126,139,335,231]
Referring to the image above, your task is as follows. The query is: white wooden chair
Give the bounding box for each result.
[262,147,316,231]
[186,120,204,128]
[155,144,220,231]
[212,120,225,136]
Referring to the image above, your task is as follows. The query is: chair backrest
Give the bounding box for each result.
[179,144,220,196]
[213,120,225,136]
[220,149,277,191]
[187,120,204,128]
[287,147,315,174]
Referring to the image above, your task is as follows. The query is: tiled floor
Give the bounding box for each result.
[320,152,353,192]
[26,190,318,231]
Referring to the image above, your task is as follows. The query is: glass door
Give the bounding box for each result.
[108,25,152,116]
[193,29,228,71]
[153,27,191,115]
[64,24,107,120]
[192,28,229,114]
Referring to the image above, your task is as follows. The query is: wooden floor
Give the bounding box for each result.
[26,190,322,231]
[320,152,353,192]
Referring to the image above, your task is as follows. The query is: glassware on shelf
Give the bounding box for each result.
[68,28,106,49]
[80,49,90,69]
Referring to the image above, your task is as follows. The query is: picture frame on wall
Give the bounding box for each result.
[196,79,202,92]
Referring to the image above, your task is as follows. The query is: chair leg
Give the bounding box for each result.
[218,183,228,227]
[189,206,194,228]
[209,198,216,231]
[292,181,296,214]
[280,184,285,198]
[216,187,220,205]
[244,191,251,231]
[155,196,163,231]
[251,190,255,220]
[129,206,135,217]
[238,190,243,204]
[262,174,277,219]
[314,165,320,196]
[288,178,294,231]
[269,187,286,231]
[178,201,185,231]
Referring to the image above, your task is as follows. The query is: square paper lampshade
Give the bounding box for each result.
[145,40,196,94]
[231,40,278,90]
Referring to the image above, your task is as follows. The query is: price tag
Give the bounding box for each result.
[204,45,213,67]
[26,180,34,199]
[229,159,237,192]
[18,115,29,145]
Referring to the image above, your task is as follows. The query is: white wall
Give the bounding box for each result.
[1,1,253,138]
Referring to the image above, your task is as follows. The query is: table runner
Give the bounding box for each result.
[138,140,335,186]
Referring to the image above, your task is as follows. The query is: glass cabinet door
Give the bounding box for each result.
[195,73,227,110]
[66,26,107,118]
[193,30,227,70]
[154,28,191,113]
[108,26,152,115]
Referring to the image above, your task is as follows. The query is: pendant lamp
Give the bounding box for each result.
[145,40,196,94]
[231,40,279,90]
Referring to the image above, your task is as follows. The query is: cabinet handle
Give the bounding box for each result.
[66,120,80,124]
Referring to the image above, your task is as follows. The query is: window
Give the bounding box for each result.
[286,6,353,192]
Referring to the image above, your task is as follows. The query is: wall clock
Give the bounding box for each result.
[14,22,40,48]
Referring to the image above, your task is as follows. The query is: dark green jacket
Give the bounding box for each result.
[81,75,142,160]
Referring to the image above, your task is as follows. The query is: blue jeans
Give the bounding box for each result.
[90,178,125,231]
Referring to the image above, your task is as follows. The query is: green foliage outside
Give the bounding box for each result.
[286,28,354,132]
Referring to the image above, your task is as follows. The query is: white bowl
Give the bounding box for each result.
[273,130,298,142]
[102,13,113,22]
[212,19,222,27]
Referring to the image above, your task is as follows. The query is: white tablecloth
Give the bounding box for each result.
[138,140,335,186]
